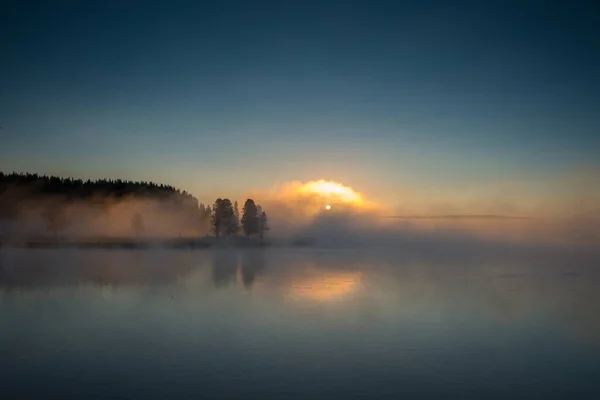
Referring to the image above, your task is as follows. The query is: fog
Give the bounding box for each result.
[0,195,207,240]
[1,174,599,251]
[255,180,600,249]
[1,246,599,345]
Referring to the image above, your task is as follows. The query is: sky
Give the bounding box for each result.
[1,0,599,210]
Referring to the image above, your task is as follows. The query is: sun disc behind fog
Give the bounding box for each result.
[325,204,331,210]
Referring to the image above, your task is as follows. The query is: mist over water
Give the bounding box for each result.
[0,197,206,239]
[2,174,598,252]
[3,0,599,395]
[2,177,599,398]
[253,178,600,249]
[265,208,599,251]
[1,246,600,399]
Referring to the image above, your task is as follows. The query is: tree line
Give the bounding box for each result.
[210,198,269,240]
[0,172,270,239]
[0,172,198,204]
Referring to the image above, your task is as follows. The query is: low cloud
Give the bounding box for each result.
[246,175,600,247]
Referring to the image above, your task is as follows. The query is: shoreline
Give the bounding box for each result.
[0,237,274,250]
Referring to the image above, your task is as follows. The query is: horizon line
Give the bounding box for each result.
[383,214,534,220]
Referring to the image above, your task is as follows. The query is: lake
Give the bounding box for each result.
[1,246,600,399]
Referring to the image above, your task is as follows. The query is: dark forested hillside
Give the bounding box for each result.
[0,172,213,237]
[0,172,270,241]
[0,172,198,204]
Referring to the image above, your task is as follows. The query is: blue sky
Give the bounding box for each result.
[1,0,599,205]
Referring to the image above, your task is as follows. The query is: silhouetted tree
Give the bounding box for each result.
[260,211,269,239]
[0,172,272,241]
[212,251,237,288]
[228,200,240,235]
[241,250,266,289]
[241,199,259,239]
[201,203,212,218]
[211,198,234,239]
[0,171,207,235]
[198,203,212,233]
[233,201,239,221]
[211,199,223,239]
[0,172,199,204]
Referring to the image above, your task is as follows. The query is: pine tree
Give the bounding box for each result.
[211,199,223,239]
[229,200,240,235]
[241,199,259,239]
[259,211,269,239]
[199,203,211,234]
[211,198,234,239]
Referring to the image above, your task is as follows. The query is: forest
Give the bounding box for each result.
[0,172,268,241]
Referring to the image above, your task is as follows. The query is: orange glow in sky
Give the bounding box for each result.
[269,179,381,216]
[297,180,365,205]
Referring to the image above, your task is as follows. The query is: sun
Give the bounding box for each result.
[297,180,364,205]
[270,179,381,216]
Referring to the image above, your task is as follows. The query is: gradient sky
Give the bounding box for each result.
[1,0,599,207]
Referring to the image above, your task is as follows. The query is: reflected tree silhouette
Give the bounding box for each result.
[241,249,266,289]
[211,250,238,288]
[0,251,197,290]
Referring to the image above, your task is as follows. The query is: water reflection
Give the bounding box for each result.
[211,250,238,288]
[285,267,362,302]
[1,247,600,398]
[0,249,198,290]
[0,247,600,346]
[240,249,266,289]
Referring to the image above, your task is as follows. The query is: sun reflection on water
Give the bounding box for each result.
[285,269,363,302]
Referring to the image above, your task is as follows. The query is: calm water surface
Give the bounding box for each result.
[1,247,600,399]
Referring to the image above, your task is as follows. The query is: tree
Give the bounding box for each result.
[228,200,240,235]
[211,199,223,238]
[132,212,145,237]
[241,199,259,239]
[198,203,212,234]
[259,211,269,239]
[211,198,234,239]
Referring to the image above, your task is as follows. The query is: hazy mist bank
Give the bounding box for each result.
[0,197,208,238]
[257,206,600,250]
[2,172,599,249]
[2,201,598,251]
[0,173,211,239]
[1,246,599,345]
